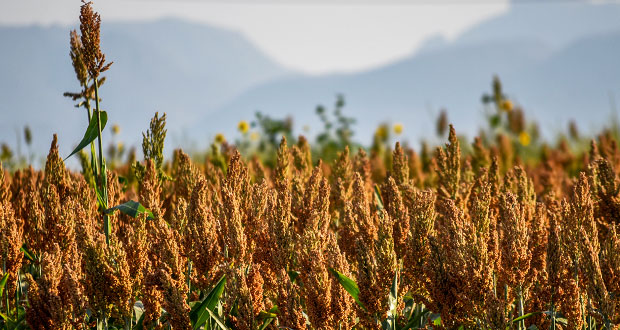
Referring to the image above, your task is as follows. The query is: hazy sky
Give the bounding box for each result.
[0,0,509,74]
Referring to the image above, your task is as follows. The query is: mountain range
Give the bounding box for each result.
[201,2,620,143]
[0,19,289,158]
[2,1,620,160]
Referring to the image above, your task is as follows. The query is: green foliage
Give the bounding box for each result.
[190,275,227,330]
[329,268,366,312]
[65,110,108,161]
[142,112,167,170]
[314,94,358,162]
[105,200,154,220]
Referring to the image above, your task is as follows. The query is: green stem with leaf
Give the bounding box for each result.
[84,99,99,180]
[94,79,109,245]
[518,286,525,330]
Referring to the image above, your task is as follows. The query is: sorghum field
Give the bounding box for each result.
[1,2,620,330]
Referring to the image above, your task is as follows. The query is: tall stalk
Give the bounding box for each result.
[187,259,193,300]
[85,100,99,179]
[551,306,556,330]
[3,260,8,330]
[517,286,525,330]
[94,79,110,245]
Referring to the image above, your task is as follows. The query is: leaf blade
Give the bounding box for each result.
[105,200,154,220]
[0,272,9,299]
[191,274,227,329]
[65,111,108,160]
[329,268,367,312]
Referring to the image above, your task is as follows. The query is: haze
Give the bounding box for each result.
[0,0,509,74]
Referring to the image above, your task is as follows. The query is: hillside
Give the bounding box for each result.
[0,19,290,157]
[199,2,620,144]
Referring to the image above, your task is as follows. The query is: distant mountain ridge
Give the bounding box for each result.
[198,2,620,143]
[0,19,290,158]
[454,2,620,50]
[2,2,620,159]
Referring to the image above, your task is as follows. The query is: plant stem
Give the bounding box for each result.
[518,286,524,330]
[187,259,192,300]
[504,284,508,323]
[493,272,497,298]
[85,98,99,179]
[4,261,9,330]
[94,79,110,245]
[124,316,131,330]
[15,270,20,313]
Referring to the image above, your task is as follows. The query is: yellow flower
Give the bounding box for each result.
[215,133,226,144]
[393,123,403,135]
[519,131,530,146]
[237,120,249,134]
[112,124,120,135]
[501,99,514,112]
[250,132,259,141]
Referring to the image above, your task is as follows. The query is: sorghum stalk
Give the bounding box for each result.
[94,79,109,245]
[97,316,108,330]
[518,286,524,330]
[85,100,99,178]
[186,259,192,300]
[3,260,8,330]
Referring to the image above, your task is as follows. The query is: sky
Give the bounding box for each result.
[0,0,510,74]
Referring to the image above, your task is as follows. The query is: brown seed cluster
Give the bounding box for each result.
[10,1,620,328]
[2,123,620,329]
[79,1,111,80]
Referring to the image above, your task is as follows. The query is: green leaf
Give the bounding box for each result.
[203,306,229,330]
[20,244,34,262]
[489,114,501,128]
[0,272,9,298]
[65,110,108,160]
[511,311,543,324]
[101,160,108,204]
[0,309,23,327]
[382,270,399,330]
[258,317,275,330]
[105,200,154,220]
[133,312,144,330]
[389,271,398,313]
[0,311,12,322]
[258,311,277,319]
[191,274,227,329]
[288,270,300,284]
[374,185,384,210]
[15,270,22,314]
[329,268,367,312]
[95,186,106,210]
[11,316,28,330]
[258,306,278,330]
[401,307,430,330]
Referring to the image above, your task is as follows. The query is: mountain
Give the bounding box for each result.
[0,19,290,159]
[3,1,620,159]
[199,38,554,142]
[198,2,620,144]
[454,2,620,51]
